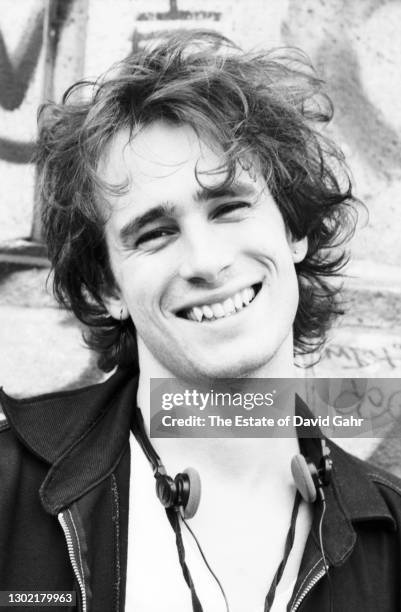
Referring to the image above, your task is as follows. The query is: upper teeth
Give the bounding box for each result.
[186,287,256,322]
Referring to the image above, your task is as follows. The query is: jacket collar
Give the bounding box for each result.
[0,374,395,542]
[0,368,138,515]
[296,396,395,566]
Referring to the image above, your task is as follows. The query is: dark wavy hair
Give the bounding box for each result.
[36,30,357,372]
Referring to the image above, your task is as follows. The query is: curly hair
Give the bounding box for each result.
[36,29,357,372]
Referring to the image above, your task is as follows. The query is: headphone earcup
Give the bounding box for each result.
[155,474,176,508]
[180,467,201,519]
[291,454,317,503]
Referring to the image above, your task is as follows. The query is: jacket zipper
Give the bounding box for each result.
[290,561,326,611]
[58,511,87,612]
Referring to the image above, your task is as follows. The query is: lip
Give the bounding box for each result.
[174,281,263,321]
[172,281,263,316]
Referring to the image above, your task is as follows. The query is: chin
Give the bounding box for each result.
[184,353,274,382]
[186,333,293,381]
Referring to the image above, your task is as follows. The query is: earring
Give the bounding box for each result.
[119,307,126,323]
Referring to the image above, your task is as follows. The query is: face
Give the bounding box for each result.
[100,122,307,381]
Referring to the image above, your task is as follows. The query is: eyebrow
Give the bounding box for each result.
[119,203,177,245]
[118,180,258,244]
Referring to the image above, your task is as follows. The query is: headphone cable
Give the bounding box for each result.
[180,511,231,612]
[318,496,333,612]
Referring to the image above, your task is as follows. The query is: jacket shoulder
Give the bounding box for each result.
[343,445,401,498]
[363,457,401,502]
[329,439,401,528]
[0,368,137,462]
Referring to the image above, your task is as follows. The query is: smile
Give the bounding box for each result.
[180,283,262,322]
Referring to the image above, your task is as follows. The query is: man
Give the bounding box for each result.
[1,30,401,611]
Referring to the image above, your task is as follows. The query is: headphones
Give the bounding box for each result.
[132,408,333,612]
[154,465,202,519]
[133,407,332,517]
[132,407,202,519]
[291,439,333,503]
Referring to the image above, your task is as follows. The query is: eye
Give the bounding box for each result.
[135,227,177,249]
[213,202,251,219]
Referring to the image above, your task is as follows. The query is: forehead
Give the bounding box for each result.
[97,121,264,213]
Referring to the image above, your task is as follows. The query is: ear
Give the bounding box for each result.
[290,236,308,264]
[103,294,130,321]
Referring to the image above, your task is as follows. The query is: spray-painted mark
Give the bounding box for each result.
[0,0,76,164]
[137,0,221,22]
[324,343,401,371]
[0,3,44,111]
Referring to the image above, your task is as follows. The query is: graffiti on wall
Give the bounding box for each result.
[0,1,44,164]
[323,343,401,372]
[137,0,220,22]
[0,0,78,165]
[132,0,221,51]
[283,0,401,179]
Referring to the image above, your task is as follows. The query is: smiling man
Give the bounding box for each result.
[101,121,307,383]
[2,30,401,612]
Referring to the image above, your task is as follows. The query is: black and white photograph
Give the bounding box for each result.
[1,1,401,611]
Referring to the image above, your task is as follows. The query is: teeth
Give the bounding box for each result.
[223,298,235,315]
[185,285,258,322]
[241,288,251,305]
[202,305,214,319]
[212,303,225,318]
[234,293,243,310]
[247,287,255,302]
[193,306,203,322]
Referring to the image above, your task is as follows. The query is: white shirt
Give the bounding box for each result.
[126,434,312,611]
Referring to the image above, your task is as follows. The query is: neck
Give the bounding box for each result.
[135,339,301,488]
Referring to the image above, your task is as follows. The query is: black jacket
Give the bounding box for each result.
[1,368,401,611]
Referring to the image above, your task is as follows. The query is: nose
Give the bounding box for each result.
[178,226,235,285]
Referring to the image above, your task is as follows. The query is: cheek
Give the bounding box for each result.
[250,233,295,271]
[242,214,290,254]
[118,264,148,313]
[118,258,171,324]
